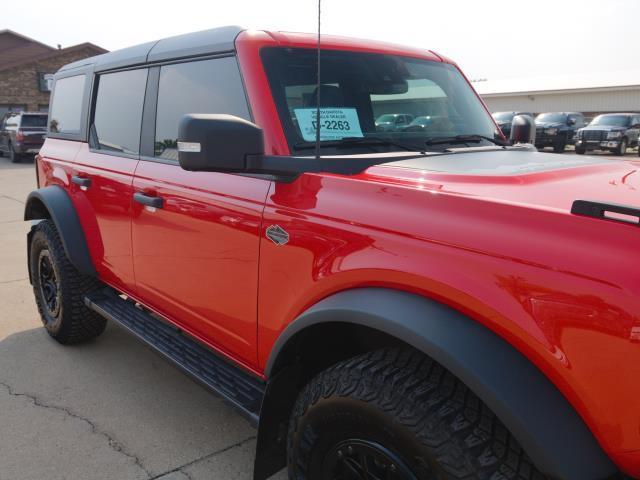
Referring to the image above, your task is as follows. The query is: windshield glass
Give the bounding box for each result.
[536,113,567,123]
[492,112,515,122]
[261,48,499,154]
[590,115,630,127]
[20,115,47,128]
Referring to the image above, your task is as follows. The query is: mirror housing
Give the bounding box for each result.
[510,114,536,144]
[567,117,576,126]
[178,114,264,172]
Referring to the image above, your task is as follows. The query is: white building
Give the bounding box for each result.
[473,69,640,116]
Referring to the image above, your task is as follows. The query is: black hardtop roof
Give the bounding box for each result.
[58,25,244,75]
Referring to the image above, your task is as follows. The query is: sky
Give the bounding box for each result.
[2,0,638,81]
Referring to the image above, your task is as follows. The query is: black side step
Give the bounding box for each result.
[84,290,265,425]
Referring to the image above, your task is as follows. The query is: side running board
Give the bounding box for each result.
[84,290,265,426]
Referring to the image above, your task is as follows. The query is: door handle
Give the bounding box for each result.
[71,175,92,189]
[133,192,163,209]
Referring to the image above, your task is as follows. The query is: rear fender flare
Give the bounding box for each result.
[24,186,96,278]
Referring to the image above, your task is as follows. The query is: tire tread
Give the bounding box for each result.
[288,348,547,480]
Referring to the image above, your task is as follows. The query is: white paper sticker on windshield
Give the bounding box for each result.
[294,108,363,142]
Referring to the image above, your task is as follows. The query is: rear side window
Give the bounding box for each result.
[21,115,48,128]
[49,75,86,134]
[92,69,147,154]
[154,57,250,160]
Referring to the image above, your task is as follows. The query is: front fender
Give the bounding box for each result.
[260,288,615,480]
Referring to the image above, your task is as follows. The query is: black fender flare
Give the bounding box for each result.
[24,186,96,278]
[256,288,615,480]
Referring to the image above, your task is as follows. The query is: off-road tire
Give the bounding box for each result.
[287,348,546,480]
[615,138,627,156]
[30,219,106,344]
[552,141,566,154]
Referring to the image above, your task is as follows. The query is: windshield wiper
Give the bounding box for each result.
[425,134,509,147]
[293,136,423,152]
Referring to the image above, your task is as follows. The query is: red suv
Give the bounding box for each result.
[24,26,640,480]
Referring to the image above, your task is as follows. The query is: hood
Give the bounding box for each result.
[364,149,640,213]
[580,125,626,132]
[535,121,565,129]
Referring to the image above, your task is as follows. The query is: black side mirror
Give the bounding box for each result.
[178,114,264,173]
[567,118,576,126]
[510,114,536,144]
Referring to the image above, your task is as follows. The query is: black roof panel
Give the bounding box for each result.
[58,25,244,75]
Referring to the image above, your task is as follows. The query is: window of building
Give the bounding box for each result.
[92,69,147,154]
[49,75,86,134]
[154,57,250,161]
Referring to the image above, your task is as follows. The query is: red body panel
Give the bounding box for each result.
[37,141,138,292]
[36,30,640,476]
[130,162,270,368]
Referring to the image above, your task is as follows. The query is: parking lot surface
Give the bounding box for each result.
[0,150,636,479]
[0,162,287,480]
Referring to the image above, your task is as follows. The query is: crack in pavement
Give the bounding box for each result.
[0,381,153,478]
[0,278,28,285]
[1,194,25,205]
[149,435,256,480]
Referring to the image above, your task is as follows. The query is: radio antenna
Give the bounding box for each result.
[314,0,321,159]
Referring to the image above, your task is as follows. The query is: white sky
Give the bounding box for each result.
[2,0,638,80]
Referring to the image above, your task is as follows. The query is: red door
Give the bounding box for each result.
[131,163,270,369]
[69,144,139,293]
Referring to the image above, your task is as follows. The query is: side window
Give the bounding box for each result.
[92,69,147,154]
[154,57,250,160]
[49,75,86,134]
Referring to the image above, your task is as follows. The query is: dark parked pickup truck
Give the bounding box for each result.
[535,112,585,153]
[0,112,47,162]
[575,113,640,155]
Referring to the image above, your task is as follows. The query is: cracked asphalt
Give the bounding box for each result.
[0,160,285,479]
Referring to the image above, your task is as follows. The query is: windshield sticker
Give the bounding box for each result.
[294,108,364,142]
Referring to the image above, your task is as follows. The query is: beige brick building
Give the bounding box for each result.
[0,30,106,118]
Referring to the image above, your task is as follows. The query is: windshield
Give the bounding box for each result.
[590,115,630,127]
[492,112,515,122]
[536,113,567,123]
[20,115,47,128]
[261,48,499,154]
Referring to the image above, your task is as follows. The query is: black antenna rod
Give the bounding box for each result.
[315,0,321,159]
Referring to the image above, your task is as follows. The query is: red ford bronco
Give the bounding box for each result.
[24,26,640,479]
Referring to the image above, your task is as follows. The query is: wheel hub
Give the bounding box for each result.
[38,250,61,317]
[323,439,419,480]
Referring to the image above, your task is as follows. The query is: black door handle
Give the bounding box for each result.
[133,192,163,209]
[71,175,92,188]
